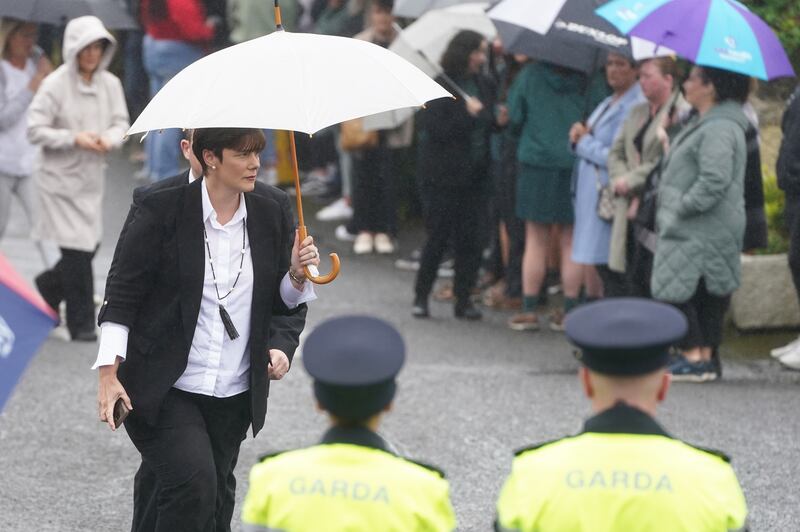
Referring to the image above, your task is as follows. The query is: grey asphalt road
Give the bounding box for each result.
[1,152,799,531]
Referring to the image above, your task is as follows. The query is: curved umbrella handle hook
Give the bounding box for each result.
[299,225,340,285]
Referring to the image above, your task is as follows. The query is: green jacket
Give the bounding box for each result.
[507,62,608,169]
[651,101,749,302]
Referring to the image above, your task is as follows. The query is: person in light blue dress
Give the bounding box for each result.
[570,53,643,299]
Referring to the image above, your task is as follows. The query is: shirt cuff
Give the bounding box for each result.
[280,271,317,308]
[91,322,130,369]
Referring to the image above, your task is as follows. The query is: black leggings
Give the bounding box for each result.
[673,278,730,349]
[415,191,484,304]
[37,247,96,335]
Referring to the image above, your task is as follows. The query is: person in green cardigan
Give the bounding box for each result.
[652,65,751,382]
[507,61,608,332]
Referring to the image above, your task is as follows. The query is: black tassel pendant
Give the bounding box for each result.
[219,304,239,340]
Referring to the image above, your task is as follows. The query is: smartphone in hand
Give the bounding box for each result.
[113,398,130,429]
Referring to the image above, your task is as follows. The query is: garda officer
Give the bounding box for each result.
[495,298,748,532]
[242,315,456,531]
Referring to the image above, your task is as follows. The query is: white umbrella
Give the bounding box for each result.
[393,0,476,19]
[128,31,449,136]
[129,26,451,284]
[395,2,495,73]
[362,4,493,131]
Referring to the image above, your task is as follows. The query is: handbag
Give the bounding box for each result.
[340,118,379,151]
[595,166,615,222]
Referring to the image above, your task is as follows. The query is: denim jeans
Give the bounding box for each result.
[142,36,204,181]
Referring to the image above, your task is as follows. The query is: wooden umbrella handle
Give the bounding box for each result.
[298,225,340,285]
[289,128,341,285]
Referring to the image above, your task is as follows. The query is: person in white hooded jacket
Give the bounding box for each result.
[28,15,129,341]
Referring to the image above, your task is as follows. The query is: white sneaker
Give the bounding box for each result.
[778,345,800,370]
[373,233,395,254]
[316,198,353,222]
[770,335,800,358]
[353,233,374,255]
[335,224,357,242]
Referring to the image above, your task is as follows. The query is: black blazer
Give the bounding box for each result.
[98,178,306,436]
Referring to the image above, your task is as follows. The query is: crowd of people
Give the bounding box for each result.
[0,2,798,376]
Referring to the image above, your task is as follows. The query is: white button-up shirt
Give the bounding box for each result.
[93,178,316,397]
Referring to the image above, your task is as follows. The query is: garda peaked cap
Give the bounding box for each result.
[564,298,688,376]
[303,315,405,419]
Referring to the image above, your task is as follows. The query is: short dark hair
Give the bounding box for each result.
[440,30,485,78]
[192,128,266,173]
[697,66,751,104]
[371,0,393,13]
[639,56,681,81]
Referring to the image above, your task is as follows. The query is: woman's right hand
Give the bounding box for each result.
[465,96,484,117]
[28,56,52,93]
[98,359,132,431]
[75,131,105,153]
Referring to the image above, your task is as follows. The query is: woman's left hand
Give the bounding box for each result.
[289,230,320,286]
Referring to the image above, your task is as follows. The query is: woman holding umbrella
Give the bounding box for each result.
[412,30,501,320]
[651,66,751,382]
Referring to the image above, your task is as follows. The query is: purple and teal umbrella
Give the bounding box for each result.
[596,0,795,80]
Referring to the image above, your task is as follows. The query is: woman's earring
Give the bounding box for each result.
[210,165,217,170]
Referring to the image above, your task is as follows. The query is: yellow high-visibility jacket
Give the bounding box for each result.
[496,403,747,532]
[242,426,456,532]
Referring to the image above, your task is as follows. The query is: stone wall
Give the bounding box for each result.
[731,254,800,330]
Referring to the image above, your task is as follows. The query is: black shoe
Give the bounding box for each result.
[35,271,61,313]
[455,301,482,320]
[70,329,98,342]
[412,297,429,318]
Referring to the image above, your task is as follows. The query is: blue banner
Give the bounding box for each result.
[0,283,57,413]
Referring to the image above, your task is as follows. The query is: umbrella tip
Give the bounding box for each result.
[274,0,284,31]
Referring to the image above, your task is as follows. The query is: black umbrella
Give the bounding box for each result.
[0,0,138,30]
[488,0,631,73]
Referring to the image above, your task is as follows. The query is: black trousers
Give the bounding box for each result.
[415,190,484,304]
[124,388,251,532]
[785,194,800,303]
[36,247,96,335]
[673,278,730,349]
[351,145,397,235]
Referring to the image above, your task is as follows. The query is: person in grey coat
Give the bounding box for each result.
[0,18,51,239]
[28,16,129,341]
[651,65,751,382]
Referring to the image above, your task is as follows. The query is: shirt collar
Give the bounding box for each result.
[582,402,670,438]
[201,178,247,228]
[188,169,199,183]
[320,426,392,453]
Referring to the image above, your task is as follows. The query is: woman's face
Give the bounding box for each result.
[78,40,105,75]
[638,60,672,104]
[605,53,637,94]
[370,6,393,35]
[205,147,260,194]
[468,40,488,74]
[683,66,715,109]
[5,23,38,60]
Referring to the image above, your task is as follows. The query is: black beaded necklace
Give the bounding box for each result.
[203,218,247,340]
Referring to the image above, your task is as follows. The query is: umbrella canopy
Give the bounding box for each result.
[0,0,137,30]
[128,30,451,136]
[488,0,630,73]
[393,0,477,19]
[597,0,795,80]
[397,2,496,70]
